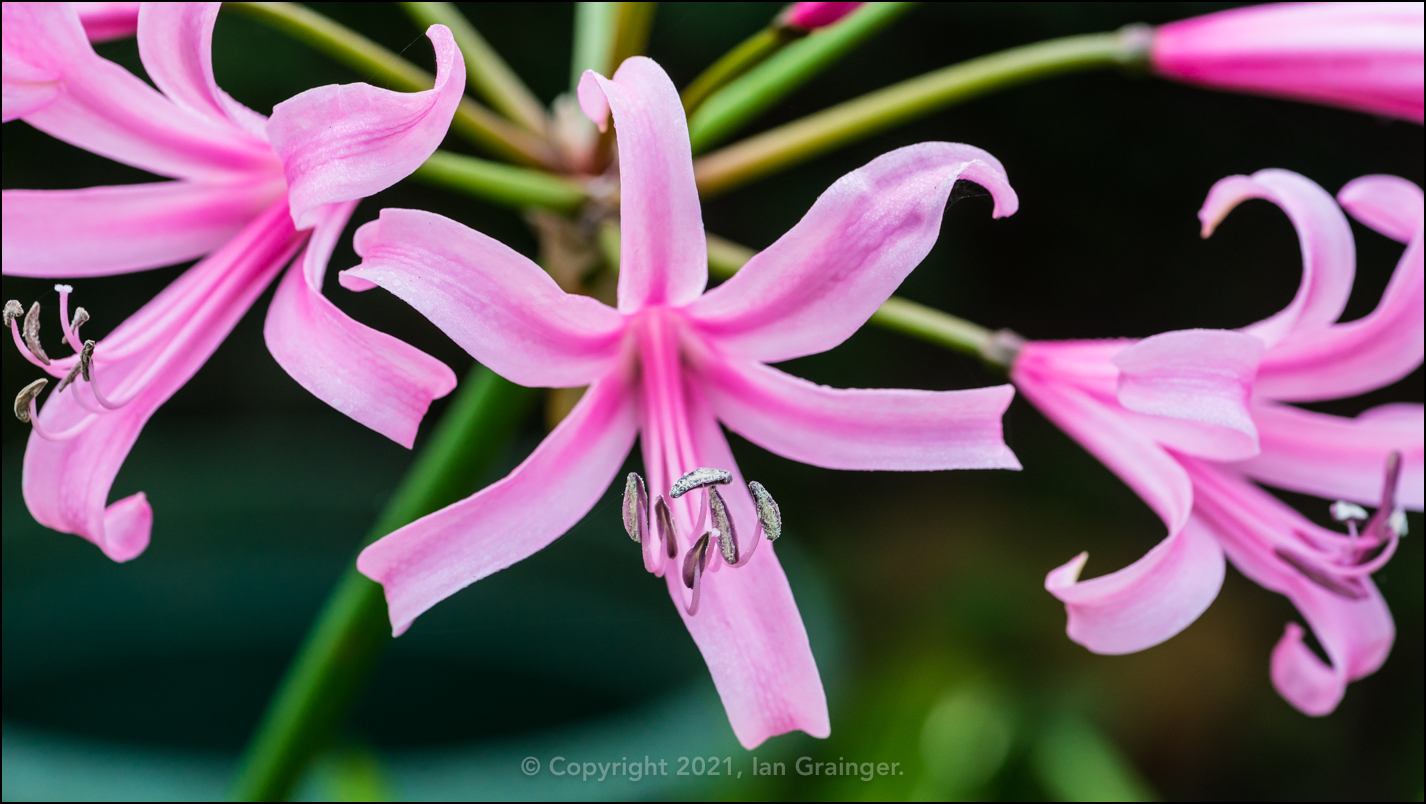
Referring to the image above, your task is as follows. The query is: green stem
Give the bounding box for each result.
[681,26,797,116]
[230,367,536,801]
[687,2,914,153]
[571,2,619,89]
[609,2,658,75]
[694,26,1150,197]
[705,233,1013,366]
[414,150,589,211]
[399,2,551,135]
[227,2,559,167]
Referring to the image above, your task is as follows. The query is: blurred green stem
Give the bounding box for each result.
[609,3,658,75]
[571,2,618,89]
[694,26,1151,196]
[680,26,797,116]
[399,2,551,134]
[414,150,589,211]
[706,232,1013,367]
[687,2,914,152]
[227,2,559,167]
[230,367,536,802]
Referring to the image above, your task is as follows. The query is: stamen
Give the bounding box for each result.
[681,532,713,616]
[623,472,648,543]
[653,495,678,559]
[1329,501,1369,523]
[669,467,732,499]
[57,285,88,353]
[2,300,22,327]
[54,357,84,395]
[1273,548,1368,600]
[22,302,51,364]
[14,378,47,423]
[749,481,781,542]
[708,487,738,565]
[1388,509,1408,537]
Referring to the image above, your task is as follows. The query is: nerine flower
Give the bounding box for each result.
[780,2,864,31]
[1013,170,1423,715]
[348,57,1022,747]
[1152,2,1425,123]
[2,2,463,560]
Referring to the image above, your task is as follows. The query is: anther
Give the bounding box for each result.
[653,495,678,559]
[80,340,95,382]
[54,359,84,395]
[748,481,781,542]
[14,378,47,423]
[669,467,732,499]
[683,532,711,589]
[623,472,648,543]
[1388,509,1408,537]
[70,306,89,333]
[708,487,738,564]
[3,300,23,327]
[1273,548,1368,600]
[22,302,50,364]
[1329,501,1369,523]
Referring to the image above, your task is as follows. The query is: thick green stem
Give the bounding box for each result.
[694,27,1150,197]
[571,2,619,89]
[230,367,536,801]
[400,2,551,135]
[687,2,914,153]
[705,233,1012,366]
[681,26,796,116]
[609,2,658,75]
[226,2,559,167]
[414,150,589,211]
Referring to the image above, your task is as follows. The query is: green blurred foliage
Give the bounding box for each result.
[3,2,1422,801]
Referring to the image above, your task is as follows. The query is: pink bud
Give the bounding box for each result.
[780,2,864,31]
[1152,2,1423,122]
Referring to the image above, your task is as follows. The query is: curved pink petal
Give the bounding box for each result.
[671,381,829,748]
[76,3,140,43]
[1014,341,1193,534]
[264,201,456,448]
[1238,402,1424,511]
[782,2,863,30]
[21,201,303,561]
[1191,464,1394,715]
[343,208,627,388]
[1200,169,1355,347]
[1254,176,1423,401]
[685,142,1017,363]
[267,24,465,230]
[1044,515,1225,655]
[1112,328,1262,459]
[2,176,284,277]
[357,371,639,635]
[2,3,274,177]
[578,57,708,313]
[1152,2,1424,122]
[136,2,268,140]
[697,354,1020,471]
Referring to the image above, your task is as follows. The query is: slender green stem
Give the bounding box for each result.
[414,150,589,211]
[226,2,559,167]
[694,27,1151,197]
[705,233,1012,365]
[688,2,914,153]
[230,367,536,802]
[571,2,619,89]
[400,2,551,135]
[609,2,658,75]
[681,26,796,116]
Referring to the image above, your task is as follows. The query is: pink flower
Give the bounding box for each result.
[1152,2,1425,122]
[348,57,1022,748]
[2,2,464,561]
[1013,169,1423,715]
[780,2,864,31]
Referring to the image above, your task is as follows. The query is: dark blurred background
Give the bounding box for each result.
[3,3,1421,800]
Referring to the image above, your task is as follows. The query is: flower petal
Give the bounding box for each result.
[76,3,140,43]
[1238,402,1424,511]
[671,380,829,749]
[264,201,456,448]
[267,24,465,230]
[1014,341,1193,534]
[21,201,303,561]
[1192,464,1394,715]
[1112,329,1262,460]
[356,371,639,635]
[698,355,1020,471]
[578,57,708,313]
[136,2,268,140]
[2,177,284,277]
[343,208,627,387]
[2,2,274,177]
[1044,515,1226,655]
[685,142,1017,363]
[1200,169,1355,347]
[1254,176,1423,401]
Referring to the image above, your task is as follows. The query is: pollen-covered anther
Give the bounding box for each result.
[708,487,738,564]
[623,472,648,543]
[2,300,23,327]
[70,306,90,333]
[653,494,678,559]
[748,480,781,542]
[22,302,51,364]
[14,378,47,423]
[669,467,732,498]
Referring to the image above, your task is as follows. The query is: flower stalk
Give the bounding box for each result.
[230,367,536,801]
[413,150,590,211]
[694,26,1151,196]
